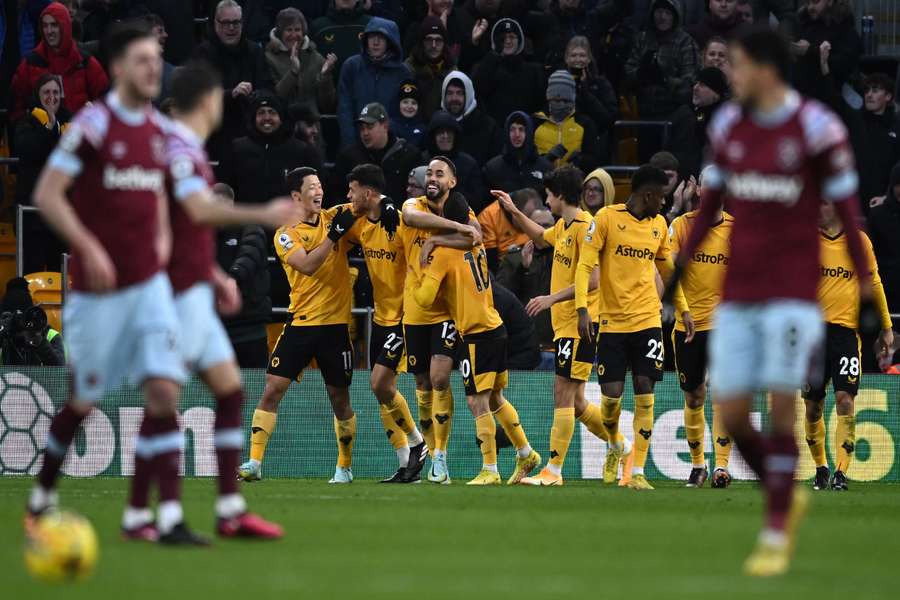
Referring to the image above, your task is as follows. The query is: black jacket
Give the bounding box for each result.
[848,105,900,209]
[867,165,900,312]
[216,225,271,344]
[13,107,71,207]
[496,246,554,348]
[483,111,552,196]
[491,279,540,370]
[334,134,421,208]
[420,110,487,213]
[0,327,65,366]
[458,107,504,166]
[789,5,862,104]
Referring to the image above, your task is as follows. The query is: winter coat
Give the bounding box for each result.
[570,69,619,132]
[483,111,552,196]
[336,17,413,146]
[11,3,108,119]
[624,0,699,117]
[334,134,421,208]
[310,1,372,77]
[685,12,742,49]
[491,279,540,370]
[790,4,862,104]
[405,51,456,121]
[265,28,336,115]
[13,105,71,207]
[391,115,426,147]
[80,0,149,43]
[533,110,604,173]
[867,165,900,311]
[421,110,487,213]
[440,70,503,165]
[216,225,271,344]
[848,105,900,210]
[496,245,554,348]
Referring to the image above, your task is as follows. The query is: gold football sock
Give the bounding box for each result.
[493,401,529,451]
[548,407,575,470]
[385,391,416,436]
[475,413,497,468]
[633,394,655,471]
[684,404,706,467]
[432,388,454,452]
[379,404,406,450]
[249,409,277,463]
[577,402,609,441]
[804,415,827,468]
[835,415,856,472]
[712,405,732,469]
[600,395,622,441]
[334,414,356,468]
[415,389,435,453]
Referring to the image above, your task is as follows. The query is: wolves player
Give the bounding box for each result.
[802,202,893,491]
[25,24,203,544]
[670,28,875,575]
[412,194,541,485]
[668,168,735,488]
[344,164,427,483]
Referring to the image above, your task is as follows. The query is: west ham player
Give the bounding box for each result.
[344,164,427,483]
[802,202,893,491]
[671,28,874,576]
[25,25,202,544]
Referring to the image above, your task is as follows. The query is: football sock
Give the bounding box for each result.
[37,403,86,491]
[215,390,243,496]
[548,407,575,473]
[835,415,856,472]
[334,414,356,468]
[804,415,827,468]
[684,404,706,467]
[249,409,277,463]
[215,494,247,520]
[577,402,610,442]
[475,413,497,469]
[733,428,767,481]
[633,394,655,470]
[415,389,435,453]
[712,406,732,469]
[129,414,164,511]
[493,401,531,456]
[152,414,183,505]
[379,403,407,451]
[432,388,454,452]
[764,433,798,531]
[600,395,622,441]
[386,391,420,443]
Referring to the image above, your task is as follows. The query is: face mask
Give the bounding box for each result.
[548,99,574,122]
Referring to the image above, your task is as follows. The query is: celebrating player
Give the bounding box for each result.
[344,164,427,483]
[670,27,874,575]
[801,202,893,491]
[238,167,359,484]
[495,166,619,487]
[25,24,203,544]
[412,194,541,485]
[575,165,694,491]
[668,169,734,488]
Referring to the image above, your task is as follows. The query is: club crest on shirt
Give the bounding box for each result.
[776,138,802,170]
[652,228,660,239]
[150,135,167,164]
[565,236,573,247]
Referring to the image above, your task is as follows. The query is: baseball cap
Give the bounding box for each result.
[356,102,388,124]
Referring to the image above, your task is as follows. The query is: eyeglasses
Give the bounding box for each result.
[424,36,444,46]
[585,185,603,194]
[216,19,242,29]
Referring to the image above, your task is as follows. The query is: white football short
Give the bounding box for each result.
[174,282,235,372]
[709,300,824,398]
[64,272,187,402]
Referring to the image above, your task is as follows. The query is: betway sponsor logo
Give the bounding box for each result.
[821,265,853,279]
[103,165,164,192]
[615,245,655,260]
[364,248,398,262]
[726,172,803,204]
[693,251,728,265]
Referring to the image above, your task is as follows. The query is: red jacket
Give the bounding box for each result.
[11,2,108,119]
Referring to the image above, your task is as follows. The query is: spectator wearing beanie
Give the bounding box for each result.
[391,80,427,146]
[483,111,552,198]
[440,70,503,164]
[405,15,457,120]
[472,18,545,125]
[266,7,337,116]
[670,65,729,177]
[533,69,605,172]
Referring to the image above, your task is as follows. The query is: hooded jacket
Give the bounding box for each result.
[440,70,503,164]
[533,108,604,173]
[867,164,900,311]
[311,0,372,75]
[581,167,616,214]
[11,3,108,119]
[223,92,324,206]
[266,28,336,115]
[336,17,413,146]
[472,18,545,125]
[483,111,552,196]
[624,0,699,116]
[421,110,486,213]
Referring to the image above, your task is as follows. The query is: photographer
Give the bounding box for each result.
[0,278,65,367]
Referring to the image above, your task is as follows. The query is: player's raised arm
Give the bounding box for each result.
[491,189,550,248]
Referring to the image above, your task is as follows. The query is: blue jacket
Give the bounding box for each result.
[336,17,412,146]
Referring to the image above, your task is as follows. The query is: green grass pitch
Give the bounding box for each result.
[4,478,898,599]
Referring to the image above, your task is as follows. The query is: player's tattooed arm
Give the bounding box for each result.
[491,189,549,248]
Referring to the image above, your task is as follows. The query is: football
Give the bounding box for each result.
[24,511,98,583]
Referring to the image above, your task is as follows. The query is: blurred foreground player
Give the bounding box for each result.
[670,28,875,576]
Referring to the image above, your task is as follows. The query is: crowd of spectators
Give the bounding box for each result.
[1,0,899,369]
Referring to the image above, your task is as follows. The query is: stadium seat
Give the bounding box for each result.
[0,223,16,295]
[25,271,65,332]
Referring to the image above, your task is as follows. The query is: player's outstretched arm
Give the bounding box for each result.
[491,190,549,248]
[402,202,475,235]
[181,190,299,228]
[526,267,599,317]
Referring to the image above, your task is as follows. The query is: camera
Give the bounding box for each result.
[0,305,49,341]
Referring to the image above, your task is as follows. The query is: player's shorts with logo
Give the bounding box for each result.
[64,271,186,402]
[403,320,459,375]
[672,330,710,391]
[802,324,861,401]
[268,324,353,387]
[709,301,824,398]
[460,326,508,395]
[174,282,235,372]
[370,323,407,373]
[555,323,599,381]
[596,327,665,383]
